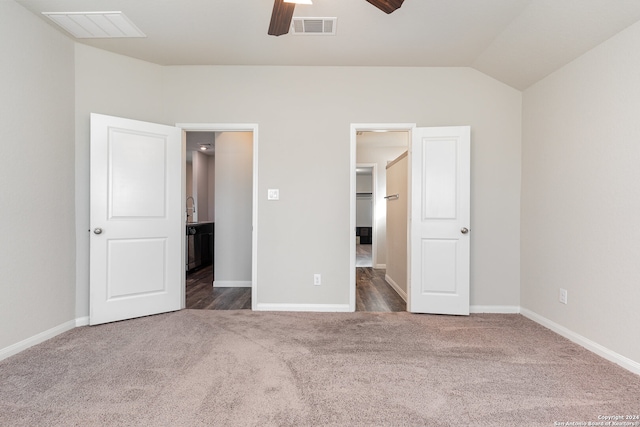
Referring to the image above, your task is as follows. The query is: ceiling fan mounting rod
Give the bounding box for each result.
[268,0,296,36]
[267,0,405,37]
[366,0,405,14]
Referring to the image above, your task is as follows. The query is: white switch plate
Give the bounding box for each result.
[267,189,279,200]
[313,274,321,286]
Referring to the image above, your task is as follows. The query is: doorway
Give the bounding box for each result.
[355,164,375,268]
[178,123,258,311]
[351,125,412,312]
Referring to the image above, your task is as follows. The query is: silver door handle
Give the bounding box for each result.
[94,228,103,235]
[460,227,469,234]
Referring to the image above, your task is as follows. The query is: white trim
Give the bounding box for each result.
[349,127,357,311]
[350,123,417,313]
[470,305,521,314]
[0,319,77,362]
[214,280,252,288]
[521,308,640,376]
[375,264,386,269]
[75,316,90,326]
[384,274,407,302]
[255,303,351,312]
[176,123,258,311]
[181,131,187,308]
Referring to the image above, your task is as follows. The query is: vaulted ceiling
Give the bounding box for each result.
[15,0,640,89]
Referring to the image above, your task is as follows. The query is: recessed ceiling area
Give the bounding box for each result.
[14,0,640,90]
[186,132,216,160]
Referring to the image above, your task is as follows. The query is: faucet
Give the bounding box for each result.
[186,196,196,222]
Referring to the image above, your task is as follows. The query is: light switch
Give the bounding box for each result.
[267,189,280,200]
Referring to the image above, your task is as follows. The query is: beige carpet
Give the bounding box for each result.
[1,310,639,426]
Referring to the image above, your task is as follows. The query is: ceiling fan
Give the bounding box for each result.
[268,0,405,36]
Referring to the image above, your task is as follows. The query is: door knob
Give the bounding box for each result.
[94,228,103,235]
[460,227,469,234]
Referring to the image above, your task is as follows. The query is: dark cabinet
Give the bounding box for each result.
[356,227,372,244]
[186,222,214,272]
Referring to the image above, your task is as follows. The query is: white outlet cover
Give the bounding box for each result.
[267,189,279,200]
[559,288,568,304]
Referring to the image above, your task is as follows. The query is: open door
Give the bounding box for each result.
[90,114,183,325]
[409,126,470,315]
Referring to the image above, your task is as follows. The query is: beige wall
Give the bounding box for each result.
[186,162,193,212]
[163,66,522,307]
[192,150,210,222]
[214,132,253,286]
[522,20,640,364]
[0,2,75,351]
[355,174,373,228]
[207,155,216,221]
[385,153,409,298]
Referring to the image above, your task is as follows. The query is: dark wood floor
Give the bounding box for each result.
[185,265,406,312]
[356,243,372,267]
[186,265,251,310]
[355,267,406,312]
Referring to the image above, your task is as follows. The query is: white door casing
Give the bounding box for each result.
[176,123,259,310]
[90,114,183,325]
[409,126,470,315]
[349,123,416,311]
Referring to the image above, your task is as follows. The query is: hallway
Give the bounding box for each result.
[185,264,405,312]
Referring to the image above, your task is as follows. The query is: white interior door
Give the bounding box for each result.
[90,113,183,325]
[409,126,470,315]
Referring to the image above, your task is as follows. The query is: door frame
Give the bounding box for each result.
[349,123,416,312]
[176,123,259,310]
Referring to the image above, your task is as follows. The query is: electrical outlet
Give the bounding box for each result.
[313,274,322,286]
[559,288,568,305]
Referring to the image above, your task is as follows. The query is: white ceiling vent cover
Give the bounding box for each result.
[42,11,146,39]
[291,17,337,35]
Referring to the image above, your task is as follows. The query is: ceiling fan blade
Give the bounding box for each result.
[268,0,296,36]
[365,0,405,14]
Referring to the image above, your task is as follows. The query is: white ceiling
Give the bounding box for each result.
[15,0,640,89]
[186,131,216,157]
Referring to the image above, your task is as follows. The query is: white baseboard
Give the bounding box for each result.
[255,303,352,312]
[7,308,636,378]
[0,318,77,362]
[521,308,640,376]
[75,316,90,327]
[470,305,520,314]
[214,280,252,288]
[384,274,407,302]
[375,264,386,269]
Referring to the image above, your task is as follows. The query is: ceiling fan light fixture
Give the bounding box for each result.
[284,0,313,4]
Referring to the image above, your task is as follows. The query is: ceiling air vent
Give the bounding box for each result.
[291,17,337,35]
[42,11,146,39]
